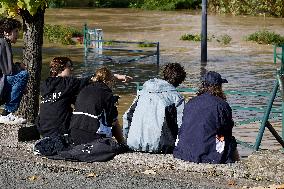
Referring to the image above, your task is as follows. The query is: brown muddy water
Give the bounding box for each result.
[43,8,284,157]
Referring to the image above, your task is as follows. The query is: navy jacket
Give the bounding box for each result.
[174,92,236,164]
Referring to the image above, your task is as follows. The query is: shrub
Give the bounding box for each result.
[246,30,284,45]
[216,34,232,45]
[180,33,201,41]
[48,0,67,8]
[180,33,232,45]
[208,0,284,17]
[141,0,201,10]
[44,24,83,45]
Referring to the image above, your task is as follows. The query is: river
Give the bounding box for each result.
[44,8,284,157]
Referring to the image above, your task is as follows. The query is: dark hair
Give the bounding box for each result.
[0,18,22,38]
[49,57,73,77]
[162,63,186,87]
[197,82,227,100]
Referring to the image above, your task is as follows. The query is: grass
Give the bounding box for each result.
[138,42,156,47]
[180,33,232,45]
[180,33,201,41]
[246,30,284,45]
[215,34,232,45]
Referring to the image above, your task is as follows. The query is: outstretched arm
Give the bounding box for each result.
[114,74,133,83]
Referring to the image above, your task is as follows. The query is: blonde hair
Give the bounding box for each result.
[91,67,114,86]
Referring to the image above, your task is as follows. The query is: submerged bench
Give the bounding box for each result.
[83,24,160,66]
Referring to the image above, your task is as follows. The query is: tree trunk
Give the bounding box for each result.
[17,8,45,123]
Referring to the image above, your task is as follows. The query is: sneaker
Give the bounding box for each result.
[0,113,27,124]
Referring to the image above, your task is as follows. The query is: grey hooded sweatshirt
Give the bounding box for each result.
[0,38,13,76]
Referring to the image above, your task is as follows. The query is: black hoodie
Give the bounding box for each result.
[37,76,90,137]
[70,81,118,145]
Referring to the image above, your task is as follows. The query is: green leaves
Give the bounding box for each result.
[208,0,284,17]
[0,0,47,17]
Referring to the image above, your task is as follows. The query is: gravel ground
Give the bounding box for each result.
[0,124,284,189]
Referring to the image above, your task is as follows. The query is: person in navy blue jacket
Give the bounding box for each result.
[174,71,239,164]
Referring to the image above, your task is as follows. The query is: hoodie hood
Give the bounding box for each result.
[142,78,176,93]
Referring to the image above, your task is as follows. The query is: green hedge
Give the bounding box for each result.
[47,0,201,9]
[44,24,83,45]
[208,0,284,17]
[246,30,284,45]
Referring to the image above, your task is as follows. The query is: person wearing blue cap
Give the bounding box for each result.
[173,71,239,164]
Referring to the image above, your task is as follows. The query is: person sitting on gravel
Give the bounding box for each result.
[34,67,126,162]
[37,57,132,138]
[0,18,28,124]
[69,66,125,145]
[174,71,239,164]
[123,63,186,153]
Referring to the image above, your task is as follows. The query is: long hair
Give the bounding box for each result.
[0,18,22,38]
[162,63,186,87]
[197,82,227,100]
[49,57,73,77]
[91,66,114,87]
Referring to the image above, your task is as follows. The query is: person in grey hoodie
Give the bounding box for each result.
[123,63,186,153]
[0,18,28,124]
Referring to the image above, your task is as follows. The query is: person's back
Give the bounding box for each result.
[37,57,90,137]
[174,92,234,163]
[123,63,186,153]
[70,66,124,145]
[174,71,238,164]
[39,76,89,137]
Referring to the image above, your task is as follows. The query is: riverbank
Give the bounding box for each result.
[0,124,283,188]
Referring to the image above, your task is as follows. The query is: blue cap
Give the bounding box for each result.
[202,71,228,85]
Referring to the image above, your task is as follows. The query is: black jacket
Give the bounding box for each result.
[37,76,90,137]
[70,81,118,144]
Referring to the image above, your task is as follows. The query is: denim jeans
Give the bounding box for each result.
[4,70,29,113]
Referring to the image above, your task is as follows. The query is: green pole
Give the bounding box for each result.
[254,80,279,150]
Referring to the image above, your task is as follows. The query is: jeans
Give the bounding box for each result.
[4,70,29,113]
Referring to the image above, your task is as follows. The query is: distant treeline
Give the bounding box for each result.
[49,0,284,17]
[48,0,201,10]
[208,0,284,17]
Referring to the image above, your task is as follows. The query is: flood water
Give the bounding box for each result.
[44,8,284,157]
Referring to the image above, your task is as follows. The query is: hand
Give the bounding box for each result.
[15,62,26,70]
[114,74,133,83]
[216,135,225,142]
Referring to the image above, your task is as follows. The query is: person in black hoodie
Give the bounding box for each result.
[70,66,124,145]
[37,57,131,138]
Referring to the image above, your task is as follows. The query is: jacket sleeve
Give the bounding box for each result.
[0,39,13,75]
[104,93,118,127]
[68,77,91,95]
[176,97,185,128]
[122,97,138,138]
